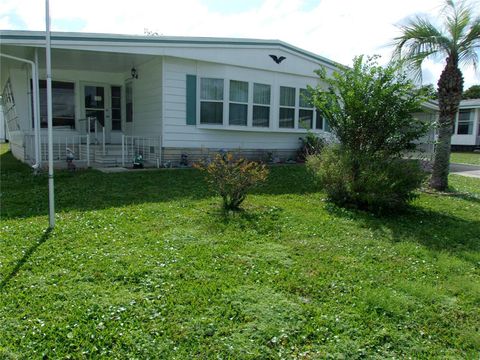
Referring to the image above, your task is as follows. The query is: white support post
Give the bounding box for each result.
[46,0,55,228]
[121,135,125,167]
[86,135,90,167]
[102,127,105,156]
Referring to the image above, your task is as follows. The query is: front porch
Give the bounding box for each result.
[1,43,164,168]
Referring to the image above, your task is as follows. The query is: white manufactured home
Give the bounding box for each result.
[0,30,436,168]
[451,99,480,151]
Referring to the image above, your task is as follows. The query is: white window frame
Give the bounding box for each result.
[457,109,473,135]
[228,79,249,126]
[279,86,296,129]
[199,77,224,125]
[252,82,271,128]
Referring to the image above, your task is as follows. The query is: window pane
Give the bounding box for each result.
[126,81,133,123]
[112,109,121,120]
[457,122,473,135]
[229,103,247,125]
[111,86,121,97]
[299,109,313,129]
[315,111,323,130]
[201,102,223,124]
[37,80,75,128]
[279,107,294,128]
[85,86,105,109]
[280,86,295,106]
[201,78,223,100]
[459,110,471,121]
[230,80,248,103]
[254,83,270,105]
[112,120,122,130]
[253,105,270,127]
[299,88,313,108]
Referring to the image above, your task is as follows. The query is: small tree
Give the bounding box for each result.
[195,153,269,211]
[463,85,480,99]
[310,55,431,158]
[307,56,431,213]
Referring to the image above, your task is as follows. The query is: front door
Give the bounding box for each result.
[84,84,110,143]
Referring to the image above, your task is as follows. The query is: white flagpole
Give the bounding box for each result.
[46,0,55,228]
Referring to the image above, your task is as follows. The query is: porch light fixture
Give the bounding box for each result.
[131,67,138,79]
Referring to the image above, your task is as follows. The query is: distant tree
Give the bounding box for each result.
[463,85,480,99]
[392,0,480,191]
[144,28,161,36]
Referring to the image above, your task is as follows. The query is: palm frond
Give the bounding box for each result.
[443,0,474,45]
[392,16,450,79]
[459,16,480,54]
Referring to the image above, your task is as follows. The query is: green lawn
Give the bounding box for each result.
[1,144,479,359]
[451,151,480,166]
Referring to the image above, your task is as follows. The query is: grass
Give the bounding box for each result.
[1,143,479,358]
[451,151,480,166]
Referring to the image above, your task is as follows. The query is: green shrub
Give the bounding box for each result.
[297,132,326,162]
[307,145,427,214]
[195,153,269,210]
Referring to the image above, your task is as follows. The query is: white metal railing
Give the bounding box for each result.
[122,135,162,167]
[79,116,106,155]
[24,134,90,167]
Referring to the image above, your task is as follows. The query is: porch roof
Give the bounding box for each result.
[0,44,155,73]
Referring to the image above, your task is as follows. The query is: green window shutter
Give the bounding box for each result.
[186,75,197,125]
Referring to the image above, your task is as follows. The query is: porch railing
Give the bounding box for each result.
[79,117,106,155]
[24,134,90,167]
[122,135,162,167]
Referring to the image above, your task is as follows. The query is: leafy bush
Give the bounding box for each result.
[309,55,431,158]
[307,145,427,214]
[297,132,325,162]
[195,153,269,210]
[306,56,430,214]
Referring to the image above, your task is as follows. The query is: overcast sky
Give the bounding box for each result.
[1,0,479,87]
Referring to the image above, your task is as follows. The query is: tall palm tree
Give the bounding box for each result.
[393,0,480,191]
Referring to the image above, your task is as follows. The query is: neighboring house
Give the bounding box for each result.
[451,99,480,151]
[0,30,436,168]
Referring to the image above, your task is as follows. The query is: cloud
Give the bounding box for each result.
[1,0,479,87]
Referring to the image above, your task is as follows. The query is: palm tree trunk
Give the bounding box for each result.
[430,56,463,191]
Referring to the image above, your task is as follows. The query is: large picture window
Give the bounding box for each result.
[200,78,224,124]
[33,80,75,128]
[279,86,295,128]
[229,80,248,126]
[253,83,270,127]
[457,109,473,135]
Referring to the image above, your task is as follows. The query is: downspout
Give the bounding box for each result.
[0,52,41,168]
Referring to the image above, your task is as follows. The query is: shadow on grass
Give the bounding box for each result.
[0,228,52,290]
[325,203,480,253]
[0,150,316,220]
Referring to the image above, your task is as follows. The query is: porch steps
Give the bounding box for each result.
[79,144,125,167]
